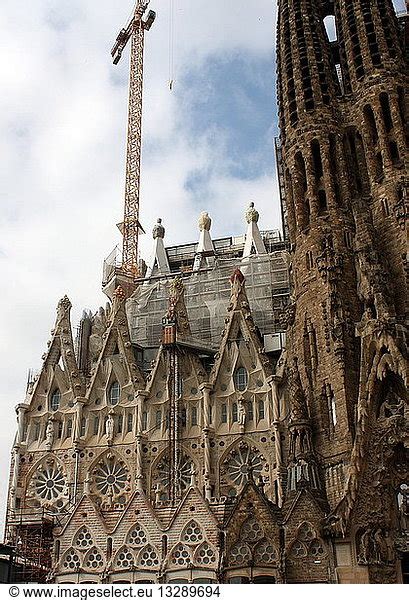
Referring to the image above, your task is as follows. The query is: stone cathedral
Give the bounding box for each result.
[4,0,408,585]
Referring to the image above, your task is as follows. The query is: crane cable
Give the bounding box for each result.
[168,0,175,90]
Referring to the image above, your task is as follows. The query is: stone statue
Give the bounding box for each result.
[84,475,92,496]
[198,211,211,231]
[45,418,55,450]
[238,398,246,427]
[153,218,165,239]
[245,202,259,224]
[105,410,115,445]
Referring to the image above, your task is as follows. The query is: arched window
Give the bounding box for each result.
[109,382,120,406]
[258,400,265,420]
[234,367,248,392]
[221,404,227,424]
[232,403,238,422]
[50,389,61,412]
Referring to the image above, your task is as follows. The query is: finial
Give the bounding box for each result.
[230,268,245,286]
[245,202,259,224]
[198,211,212,232]
[152,218,165,239]
[113,286,125,301]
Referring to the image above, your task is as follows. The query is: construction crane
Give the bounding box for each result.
[111,2,156,278]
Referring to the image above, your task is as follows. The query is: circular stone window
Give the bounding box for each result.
[93,456,128,498]
[33,463,66,502]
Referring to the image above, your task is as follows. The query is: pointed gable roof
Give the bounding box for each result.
[283,486,328,526]
[167,487,219,532]
[224,477,283,530]
[210,269,273,385]
[57,494,108,537]
[29,296,84,401]
[86,290,145,398]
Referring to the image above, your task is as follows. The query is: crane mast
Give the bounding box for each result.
[111,2,156,279]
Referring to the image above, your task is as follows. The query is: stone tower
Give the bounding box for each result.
[277,0,408,583]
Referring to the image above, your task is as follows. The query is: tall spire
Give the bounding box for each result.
[242,202,267,258]
[145,218,171,279]
[193,212,215,271]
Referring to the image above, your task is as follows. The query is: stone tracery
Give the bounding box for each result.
[26,456,69,511]
[89,452,131,508]
[220,441,267,495]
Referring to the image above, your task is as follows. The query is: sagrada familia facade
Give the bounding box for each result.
[4,0,408,585]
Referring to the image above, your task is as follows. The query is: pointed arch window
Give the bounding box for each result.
[66,419,73,438]
[50,389,61,412]
[234,367,248,392]
[109,382,120,406]
[232,403,238,423]
[221,404,227,424]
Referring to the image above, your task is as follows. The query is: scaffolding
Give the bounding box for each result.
[127,244,290,360]
[4,508,56,583]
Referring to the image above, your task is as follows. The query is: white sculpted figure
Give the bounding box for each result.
[105,410,115,444]
[45,418,55,450]
[238,398,246,427]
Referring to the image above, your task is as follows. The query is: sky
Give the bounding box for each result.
[0,0,406,534]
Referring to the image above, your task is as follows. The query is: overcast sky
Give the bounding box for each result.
[0,0,406,534]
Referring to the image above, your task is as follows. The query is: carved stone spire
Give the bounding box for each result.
[242,202,267,258]
[193,211,215,271]
[286,358,322,496]
[145,218,170,279]
[162,277,192,343]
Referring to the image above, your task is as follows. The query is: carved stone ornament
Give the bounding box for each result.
[198,211,211,231]
[245,202,259,224]
[152,218,165,239]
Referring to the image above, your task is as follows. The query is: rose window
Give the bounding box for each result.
[254,540,277,564]
[225,444,263,487]
[182,521,203,545]
[30,461,67,507]
[74,527,93,549]
[196,543,216,565]
[92,454,129,502]
[230,542,251,566]
[156,453,193,497]
[171,543,191,566]
[127,523,148,547]
[138,545,159,568]
[85,547,104,570]
[63,549,81,571]
[241,517,263,543]
[116,547,134,569]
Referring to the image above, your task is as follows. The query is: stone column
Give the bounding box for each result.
[16,403,29,445]
[135,391,149,490]
[268,376,284,507]
[200,384,213,500]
